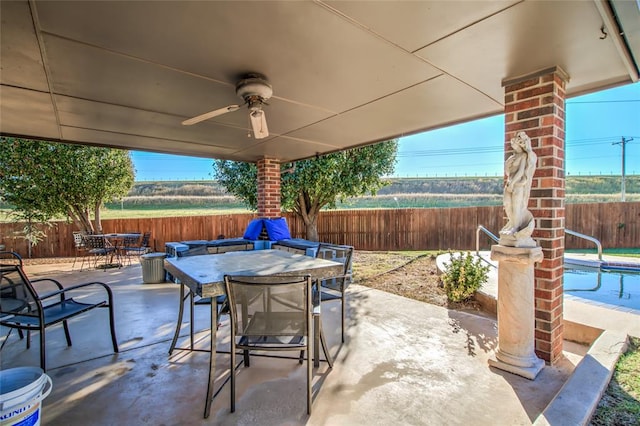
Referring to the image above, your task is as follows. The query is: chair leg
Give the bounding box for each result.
[80,252,86,272]
[40,327,46,372]
[230,338,236,413]
[341,293,346,343]
[62,320,73,346]
[306,332,312,414]
[108,303,119,353]
[313,314,321,368]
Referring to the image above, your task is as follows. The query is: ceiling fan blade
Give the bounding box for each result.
[181,104,241,126]
[250,109,269,139]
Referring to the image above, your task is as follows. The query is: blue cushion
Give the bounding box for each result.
[263,217,291,241]
[243,219,264,240]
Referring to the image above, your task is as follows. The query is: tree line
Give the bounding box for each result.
[1,137,398,242]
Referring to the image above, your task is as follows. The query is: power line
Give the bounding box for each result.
[566,99,640,104]
[397,136,633,158]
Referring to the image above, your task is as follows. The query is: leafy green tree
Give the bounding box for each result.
[0,138,134,233]
[214,140,398,241]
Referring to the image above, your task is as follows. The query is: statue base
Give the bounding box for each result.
[488,356,544,380]
[489,244,545,380]
[498,235,537,248]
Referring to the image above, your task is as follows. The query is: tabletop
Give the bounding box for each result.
[164,249,343,298]
[95,233,141,239]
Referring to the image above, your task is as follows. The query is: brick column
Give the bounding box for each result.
[256,157,281,218]
[503,66,569,364]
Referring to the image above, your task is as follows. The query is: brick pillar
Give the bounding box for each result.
[503,66,569,364]
[256,157,281,218]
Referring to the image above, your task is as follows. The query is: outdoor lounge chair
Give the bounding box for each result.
[224,274,315,414]
[0,251,118,371]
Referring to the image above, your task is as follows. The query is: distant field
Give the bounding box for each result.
[100,207,251,219]
[1,176,637,221]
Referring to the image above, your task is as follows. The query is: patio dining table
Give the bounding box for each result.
[163,249,343,418]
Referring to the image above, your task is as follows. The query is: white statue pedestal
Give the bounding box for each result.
[489,245,545,380]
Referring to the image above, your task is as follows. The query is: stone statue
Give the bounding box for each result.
[499,131,537,248]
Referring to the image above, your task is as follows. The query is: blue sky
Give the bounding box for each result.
[132,82,639,181]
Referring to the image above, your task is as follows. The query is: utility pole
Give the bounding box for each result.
[612,137,633,202]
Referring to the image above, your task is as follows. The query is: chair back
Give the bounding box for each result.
[140,232,151,248]
[122,234,141,248]
[72,232,86,249]
[316,243,353,289]
[84,235,108,250]
[224,275,312,345]
[0,252,42,322]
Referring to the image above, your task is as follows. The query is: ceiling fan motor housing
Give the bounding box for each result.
[236,75,273,109]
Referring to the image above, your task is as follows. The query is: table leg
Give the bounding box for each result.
[204,300,218,418]
[169,283,185,355]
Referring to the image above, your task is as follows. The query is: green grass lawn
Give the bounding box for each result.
[591,337,640,425]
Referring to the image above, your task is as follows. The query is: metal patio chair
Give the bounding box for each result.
[316,243,354,343]
[83,234,117,269]
[224,274,316,414]
[0,251,119,371]
[123,231,152,258]
[71,231,89,271]
[117,233,142,266]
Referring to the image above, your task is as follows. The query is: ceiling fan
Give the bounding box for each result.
[182,73,273,139]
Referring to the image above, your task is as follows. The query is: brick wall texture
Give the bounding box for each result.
[257,157,281,218]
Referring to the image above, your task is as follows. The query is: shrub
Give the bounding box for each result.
[441,251,490,302]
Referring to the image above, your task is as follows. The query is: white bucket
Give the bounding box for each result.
[0,367,52,426]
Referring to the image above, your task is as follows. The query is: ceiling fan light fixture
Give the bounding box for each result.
[250,109,269,139]
[236,75,273,102]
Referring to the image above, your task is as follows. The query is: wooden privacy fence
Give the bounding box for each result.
[0,202,637,259]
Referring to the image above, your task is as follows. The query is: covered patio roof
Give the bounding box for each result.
[1,0,638,163]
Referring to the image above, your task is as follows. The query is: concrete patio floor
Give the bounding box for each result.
[0,259,613,425]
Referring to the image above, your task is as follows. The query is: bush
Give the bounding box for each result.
[441,251,490,302]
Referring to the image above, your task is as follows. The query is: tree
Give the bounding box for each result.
[0,138,134,233]
[214,140,398,241]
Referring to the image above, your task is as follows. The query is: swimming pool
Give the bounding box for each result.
[564,266,640,313]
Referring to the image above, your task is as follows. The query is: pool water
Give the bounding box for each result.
[564,266,640,312]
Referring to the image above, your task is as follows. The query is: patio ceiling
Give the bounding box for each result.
[1,0,638,163]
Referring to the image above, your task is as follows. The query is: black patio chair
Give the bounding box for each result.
[83,234,117,269]
[316,243,354,343]
[0,251,118,371]
[122,231,152,259]
[224,274,315,414]
[117,233,142,266]
[71,231,89,271]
